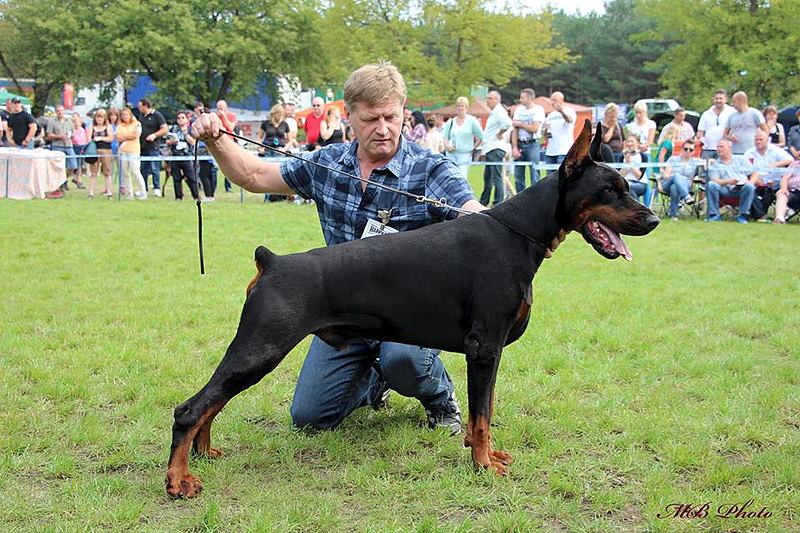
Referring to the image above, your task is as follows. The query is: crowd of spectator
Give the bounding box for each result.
[1,86,798,223]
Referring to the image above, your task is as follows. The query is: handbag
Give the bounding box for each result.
[84,140,98,164]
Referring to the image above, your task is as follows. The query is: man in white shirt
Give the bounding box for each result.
[696,89,736,159]
[657,108,695,144]
[542,91,576,166]
[479,90,512,206]
[511,88,545,192]
[745,129,793,219]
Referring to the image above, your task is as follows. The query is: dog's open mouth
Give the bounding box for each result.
[581,220,632,261]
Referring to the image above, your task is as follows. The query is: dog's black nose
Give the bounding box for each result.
[646,214,660,230]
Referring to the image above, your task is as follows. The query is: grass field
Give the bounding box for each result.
[1,172,799,532]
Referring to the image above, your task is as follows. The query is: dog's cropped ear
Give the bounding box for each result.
[558,119,593,184]
[590,120,603,161]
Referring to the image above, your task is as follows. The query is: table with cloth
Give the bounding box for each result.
[0,147,66,199]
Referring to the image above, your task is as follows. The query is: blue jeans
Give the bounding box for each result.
[706,181,755,217]
[544,154,565,167]
[290,337,455,429]
[627,180,648,203]
[140,148,161,190]
[514,141,540,192]
[479,148,506,206]
[51,146,78,170]
[661,175,690,217]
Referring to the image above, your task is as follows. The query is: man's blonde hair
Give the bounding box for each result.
[343,62,406,110]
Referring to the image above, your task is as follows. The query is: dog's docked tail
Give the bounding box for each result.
[246,246,277,296]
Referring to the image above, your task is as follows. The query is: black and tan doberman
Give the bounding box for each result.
[166,120,659,498]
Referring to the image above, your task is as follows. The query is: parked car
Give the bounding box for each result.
[777,105,799,135]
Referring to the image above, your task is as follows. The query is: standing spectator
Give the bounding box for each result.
[106,107,122,194]
[422,115,444,154]
[724,91,767,155]
[442,97,482,179]
[762,106,785,147]
[0,101,8,145]
[282,102,300,153]
[86,109,115,199]
[257,104,289,155]
[137,97,168,196]
[787,109,800,160]
[744,129,792,220]
[600,103,625,162]
[657,107,695,144]
[479,90,512,207]
[661,138,699,220]
[4,97,37,150]
[625,101,657,169]
[542,91,576,166]
[165,111,199,201]
[319,106,347,146]
[619,136,646,202]
[116,107,148,200]
[511,88,545,192]
[71,113,88,189]
[402,107,414,139]
[303,97,325,149]
[705,138,756,223]
[696,89,735,159]
[216,100,237,193]
[774,161,800,224]
[407,111,427,144]
[47,105,78,189]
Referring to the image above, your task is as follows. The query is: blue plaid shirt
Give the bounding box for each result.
[281,138,475,246]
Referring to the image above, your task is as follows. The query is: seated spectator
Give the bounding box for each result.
[774,161,800,224]
[705,138,757,223]
[745,129,793,220]
[619,136,646,202]
[786,109,800,160]
[661,139,699,220]
[656,124,677,166]
[763,105,785,147]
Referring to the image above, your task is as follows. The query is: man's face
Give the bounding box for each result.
[675,111,685,123]
[312,99,324,117]
[717,141,731,158]
[216,101,227,112]
[519,92,530,106]
[550,93,563,107]
[285,104,295,117]
[754,131,768,152]
[713,93,726,109]
[486,92,499,109]
[682,143,695,156]
[56,106,65,120]
[348,99,404,161]
[732,96,745,112]
[138,102,148,114]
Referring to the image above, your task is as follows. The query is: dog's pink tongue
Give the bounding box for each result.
[597,222,632,261]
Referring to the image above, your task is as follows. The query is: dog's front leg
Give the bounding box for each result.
[463,336,512,475]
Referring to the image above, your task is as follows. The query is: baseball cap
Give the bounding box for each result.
[10,97,20,103]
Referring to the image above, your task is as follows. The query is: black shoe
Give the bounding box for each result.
[424,390,462,435]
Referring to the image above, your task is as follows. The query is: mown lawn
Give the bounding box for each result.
[1,173,799,532]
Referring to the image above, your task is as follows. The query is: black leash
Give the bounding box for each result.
[192,130,550,274]
[194,141,205,275]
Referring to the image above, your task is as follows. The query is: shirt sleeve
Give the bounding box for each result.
[280,150,325,199]
[471,117,483,141]
[425,158,476,220]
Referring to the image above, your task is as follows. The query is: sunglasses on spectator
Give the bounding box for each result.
[682,146,694,151]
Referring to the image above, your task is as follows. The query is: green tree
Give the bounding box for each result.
[505,0,667,105]
[637,0,800,109]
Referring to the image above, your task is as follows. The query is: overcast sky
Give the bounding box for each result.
[516,0,607,15]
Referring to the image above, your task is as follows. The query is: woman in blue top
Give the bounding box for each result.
[442,96,483,179]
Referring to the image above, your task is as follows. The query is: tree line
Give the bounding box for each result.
[1,0,798,116]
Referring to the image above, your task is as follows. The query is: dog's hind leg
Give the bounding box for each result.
[166,294,309,499]
[463,330,513,475]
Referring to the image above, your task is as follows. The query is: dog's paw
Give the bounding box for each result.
[207,447,224,459]
[166,472,203,499]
